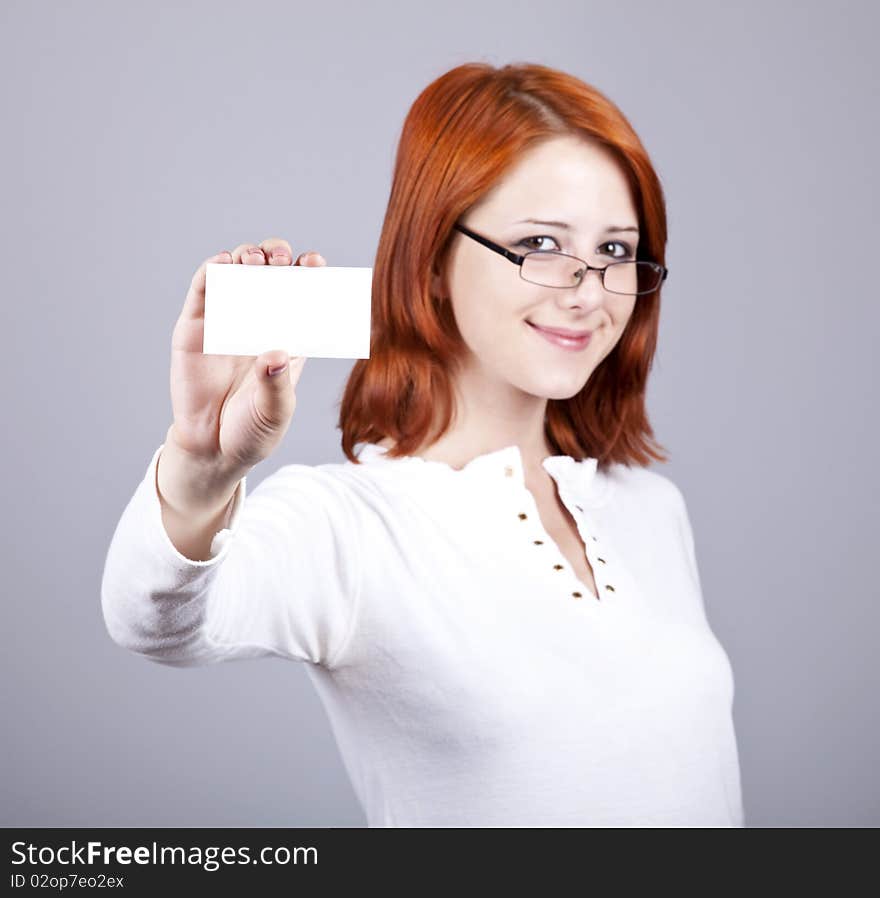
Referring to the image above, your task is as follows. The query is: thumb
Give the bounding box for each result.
[261,351,307,387]
[252,351,301,428]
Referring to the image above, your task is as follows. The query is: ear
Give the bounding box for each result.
[430,264,447,300]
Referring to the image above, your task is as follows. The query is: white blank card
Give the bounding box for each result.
[203,263,372,359]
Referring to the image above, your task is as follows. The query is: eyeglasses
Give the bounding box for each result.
[453,222,668,296]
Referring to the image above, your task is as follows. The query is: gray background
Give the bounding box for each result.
[2,0,877,827]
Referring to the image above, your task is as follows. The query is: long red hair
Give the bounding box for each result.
[338,61,670,472]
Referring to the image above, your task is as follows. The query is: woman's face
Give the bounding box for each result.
[435,134,640,402]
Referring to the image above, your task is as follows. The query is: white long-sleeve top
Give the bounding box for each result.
[101,440,745,827]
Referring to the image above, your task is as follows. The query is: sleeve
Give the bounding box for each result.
[100,443,362,669]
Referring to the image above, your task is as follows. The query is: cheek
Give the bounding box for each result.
[616,298,638,326]
[457,311,511,366]
[597,308,636,360]
[451,285,521,347]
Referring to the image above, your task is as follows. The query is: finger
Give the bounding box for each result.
[230,243,267,264]
[296,250,327,266]
[180,250,232,322]
[259,237,293,265]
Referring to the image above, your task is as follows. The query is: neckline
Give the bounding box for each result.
[353,441,601,495]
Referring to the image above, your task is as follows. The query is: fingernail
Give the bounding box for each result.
[247,248,263,258]
[271,250,290,262]
[268,362,288,377]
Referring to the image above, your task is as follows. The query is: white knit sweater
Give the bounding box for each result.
[101,440,745,827]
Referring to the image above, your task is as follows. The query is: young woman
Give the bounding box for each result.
[102,61,744,827]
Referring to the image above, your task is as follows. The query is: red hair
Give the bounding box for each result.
[338,61,670,472]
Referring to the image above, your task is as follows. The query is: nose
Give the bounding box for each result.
[562,265,606,311]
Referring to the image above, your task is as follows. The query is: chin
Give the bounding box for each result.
[521,372,593,401]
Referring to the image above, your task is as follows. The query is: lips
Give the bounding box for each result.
[527,321,592,339]
[526,320,592,352]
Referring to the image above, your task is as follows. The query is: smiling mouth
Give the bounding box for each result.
[526,320,593,350]
[526,320,593,339]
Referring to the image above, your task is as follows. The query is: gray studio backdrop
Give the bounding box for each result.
[2,0,877,827]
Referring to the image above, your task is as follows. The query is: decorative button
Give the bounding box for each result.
[605,584,615,592]
[504,465,514,477]
[518,512,528,520]
[533,540,544,545]
[597,557,606,564]
[553,564,564,570]
[572,591,582,598]
[592,535,598,542]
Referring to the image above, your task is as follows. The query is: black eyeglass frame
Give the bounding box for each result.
[452,222,668,296]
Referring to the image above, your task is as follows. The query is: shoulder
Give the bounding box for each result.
[244,460,361,517]
[250,460,341,495]
[601,461,688,521]
[248,457,390,520]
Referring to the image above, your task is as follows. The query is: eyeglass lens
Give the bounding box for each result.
[521,252,662,295]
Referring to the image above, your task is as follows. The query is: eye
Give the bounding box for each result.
[516,235,560,252]
[517,235,636,258]
[599,240,635,259]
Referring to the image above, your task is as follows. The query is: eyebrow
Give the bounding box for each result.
[514,218,639,234]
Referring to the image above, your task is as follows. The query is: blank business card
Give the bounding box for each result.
[203,262,372,359]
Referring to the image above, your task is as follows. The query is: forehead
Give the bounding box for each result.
[477,135,636,224]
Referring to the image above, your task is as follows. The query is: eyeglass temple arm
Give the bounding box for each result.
[453,223,526,264]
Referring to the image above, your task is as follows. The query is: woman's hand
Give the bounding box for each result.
[166,239,325,480]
